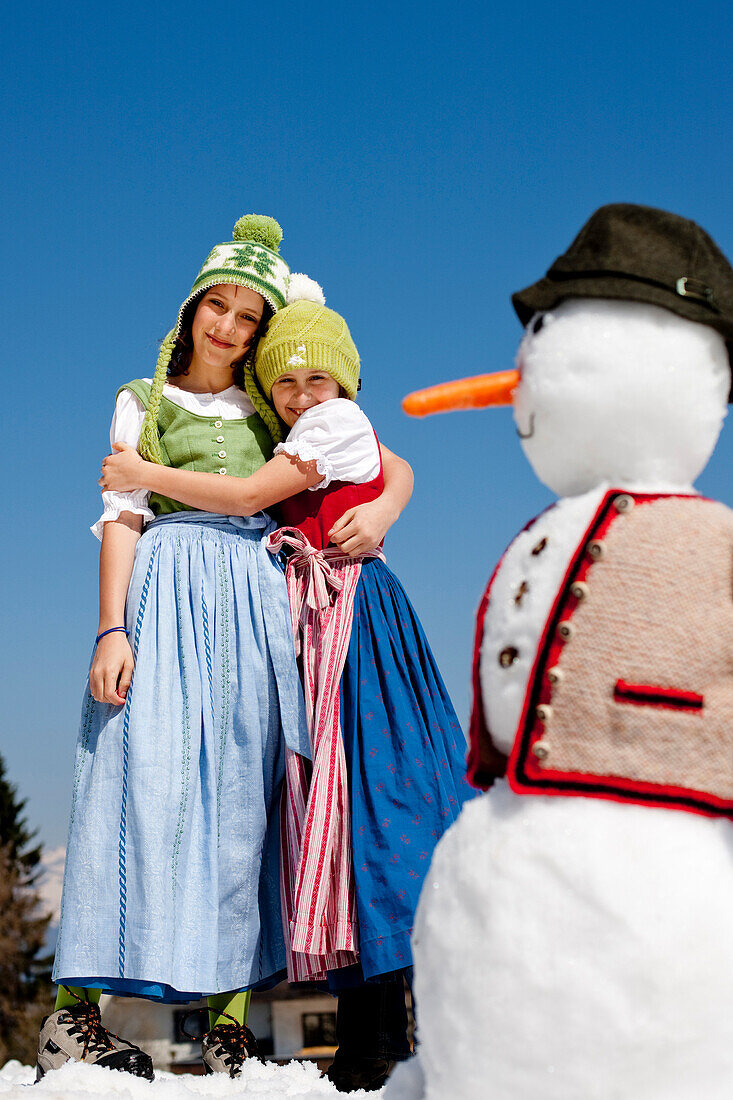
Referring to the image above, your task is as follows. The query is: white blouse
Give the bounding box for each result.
[92,381,257,540]
[274,399,381,489]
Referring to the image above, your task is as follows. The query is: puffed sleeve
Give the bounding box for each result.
[90,388,155,540]
[274,398,381,490]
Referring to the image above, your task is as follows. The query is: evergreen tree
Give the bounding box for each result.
[0,755,51,1066]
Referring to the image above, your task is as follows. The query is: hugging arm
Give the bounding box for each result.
[329,444,414,554]
[100,439,414,554]
[100,443,322,514]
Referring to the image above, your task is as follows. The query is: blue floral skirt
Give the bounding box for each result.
[53,512,309,1001]
[338,558,474,983]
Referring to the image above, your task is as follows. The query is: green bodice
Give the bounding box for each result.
[120,379,274,516]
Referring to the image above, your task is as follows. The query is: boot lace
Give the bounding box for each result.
[59,987,117,1059]
[192,1008,258,1070]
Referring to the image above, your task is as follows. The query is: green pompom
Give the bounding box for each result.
[232,214,283,252]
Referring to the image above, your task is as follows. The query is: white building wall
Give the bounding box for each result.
[271,995,336,1059]
[101,995,180,1070]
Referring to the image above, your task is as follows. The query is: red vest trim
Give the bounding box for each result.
[467,559,508,789]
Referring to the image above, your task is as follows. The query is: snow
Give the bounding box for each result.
[479,487,604,753]
[0,1059,383,1098]
[513,299,729,497]
[380,1060,422,1100]
[386,786,733,1100]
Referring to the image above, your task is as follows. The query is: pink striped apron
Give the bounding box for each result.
[267,526,385,981]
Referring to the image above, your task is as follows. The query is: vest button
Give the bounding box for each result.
[535,704,552,722]
[532,739,550,761]
[587,539,605,561]
[218,450,227,459]
[570,581,589,601]
[614,493,634,513]
[498,646,519,668]
[216,435,225,443]
[547,666,564,685]
[219,468,227,475]
[214,420,223,428]
[557,621,574,641]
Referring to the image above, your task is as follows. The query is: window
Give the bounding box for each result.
[301,1011,337,1049]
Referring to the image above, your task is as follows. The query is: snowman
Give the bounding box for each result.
[386,204,733,1100]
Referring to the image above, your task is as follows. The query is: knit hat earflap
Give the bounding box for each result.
[255,281,360,404]
[139,215,290,462]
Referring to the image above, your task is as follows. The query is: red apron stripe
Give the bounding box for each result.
[268,527,385,982]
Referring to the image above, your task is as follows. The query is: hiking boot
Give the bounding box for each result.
[201,1020,259,1076]
[36,1000,154,1081]
[326,1056,395,1093]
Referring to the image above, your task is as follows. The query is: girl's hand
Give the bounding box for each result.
[89,632,135,706]
[99,442,149,492]
[329,499,396,556]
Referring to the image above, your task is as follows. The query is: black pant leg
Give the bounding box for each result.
[335,976,411,1062]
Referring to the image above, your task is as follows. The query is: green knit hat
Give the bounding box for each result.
[255,300,361,403]
[175,213,290,329]
[139,214,289,463]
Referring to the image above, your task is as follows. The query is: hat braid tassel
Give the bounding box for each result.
[244,361,283,445]
[138,331,176,464]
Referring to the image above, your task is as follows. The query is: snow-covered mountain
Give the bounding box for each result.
[37,845,65,951]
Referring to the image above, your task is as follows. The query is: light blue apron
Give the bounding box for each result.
[54,512,309,1000]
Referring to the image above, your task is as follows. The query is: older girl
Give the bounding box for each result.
[44,220,412,1082]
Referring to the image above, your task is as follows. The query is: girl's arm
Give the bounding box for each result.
[328,444,414,555]
[89,513,142,706]
[100,443,323,514]
[101,440,414,554]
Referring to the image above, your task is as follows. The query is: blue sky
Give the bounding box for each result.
[2,0,732,847]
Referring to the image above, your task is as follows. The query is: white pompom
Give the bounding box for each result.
[286,273,326,306]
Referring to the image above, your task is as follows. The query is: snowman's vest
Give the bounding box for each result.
[469,490,733,819]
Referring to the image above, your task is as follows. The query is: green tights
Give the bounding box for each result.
[54,986,101,1010]
[54,986,250,1029]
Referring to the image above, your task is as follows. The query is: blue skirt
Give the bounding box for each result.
[53,512,309,1001]
[338,558,474,982]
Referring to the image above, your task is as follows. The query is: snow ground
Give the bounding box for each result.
[0,1059,383,1098]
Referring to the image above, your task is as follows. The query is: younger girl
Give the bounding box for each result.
[100,294,474,1093]
[46,220,411,1082]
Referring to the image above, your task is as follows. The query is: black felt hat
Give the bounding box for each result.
[512,204,733,379]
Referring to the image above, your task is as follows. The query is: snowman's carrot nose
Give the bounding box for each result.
[402,369,521,417]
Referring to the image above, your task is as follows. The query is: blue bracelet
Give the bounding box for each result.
[96,626,129,645]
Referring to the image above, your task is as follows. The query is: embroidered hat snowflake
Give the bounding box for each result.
[139,215,290,461]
